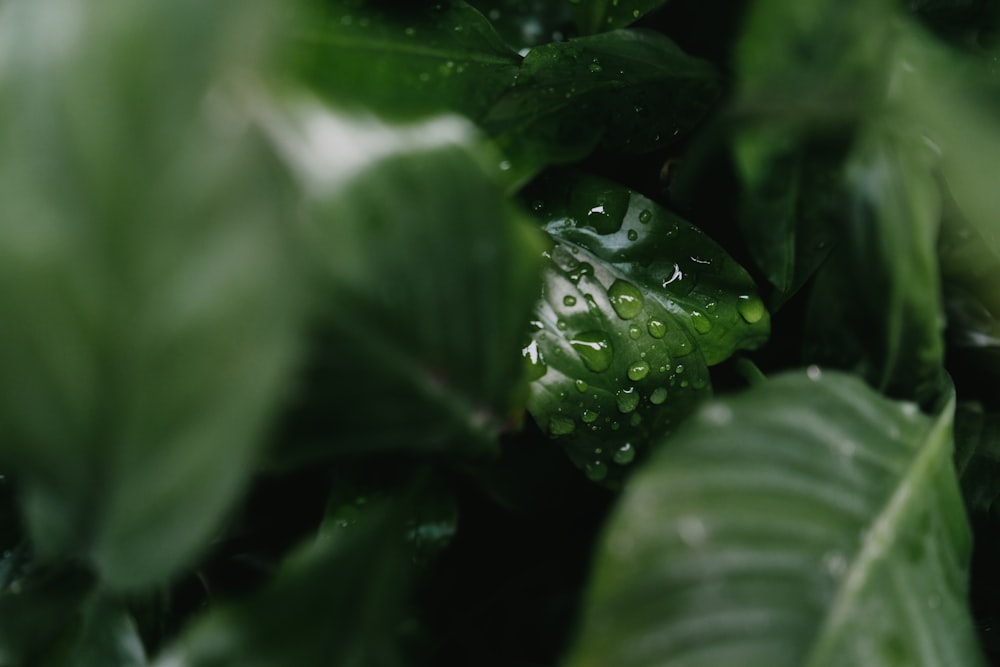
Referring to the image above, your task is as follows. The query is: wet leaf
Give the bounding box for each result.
[466,0,577,50]
[522,171,767,482]
[566,370,985,667]
[570,0,664,35]
[294,0,521,121]
[482,29,721,176]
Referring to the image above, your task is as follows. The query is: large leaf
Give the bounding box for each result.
[482,29,721,177]
[154,498,416,667]
[0,0,302,588]
[570,0,664,35]
[565,370,986,667]
[804,121,946,404]
[294,0,521,120]
[523,172,767,482]
[262,102,545,465]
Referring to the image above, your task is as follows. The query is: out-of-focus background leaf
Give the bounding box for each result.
[262,103,545,466]
[0,0,304,589]
[565,370,985,667]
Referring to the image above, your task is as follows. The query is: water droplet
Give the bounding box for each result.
[677,516,707,547]
[557,319,567,330]
[737,295,766,324]
[692,376,708,390]
[588,60,603,73]
[608,280,644,319]
[584,293,599,313]
[569,262,594,283]
[806,365,822,381]
[616,387,639,413]
[628,324,642,340]
[522,340,547,380]
[627,361,650,381]
[627,229,638,241]
[649,387,668,404]
[575,379,588,392]
[563,295,577,307]
[499,160,511,171]
[823,551,847,578]
[613,443,635,465]
[570,332,613,372]
[585,460,608,481]
[646,319,666,338]
[549,416,575,435]
[691,311,712,333]
[675,364,685,374]
[629,413,642,426]
[632,8,641,17]
[638,209,652,224]
[703,403,732,426]
[582,409,599,424]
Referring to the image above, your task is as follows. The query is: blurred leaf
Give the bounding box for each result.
[804,121,945,404]
[0,0,303,588]
[263,103,545,465]
[570,0,664,35]
[734,0,896,128]
[731,128,840,302]
[482,29,721,176]
[295,0,521,120]
[155,500,415,667]
[954,402,1000,516]
[466,0,577,50]
[522,171,767,483]
[565,370,985,667]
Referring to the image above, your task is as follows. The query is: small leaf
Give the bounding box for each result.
[570,0,664,35]
[263,103,546,465]
[523,172,767,482]
[565,370,986,667]
[294,0,521,121]
[483,29,721,176]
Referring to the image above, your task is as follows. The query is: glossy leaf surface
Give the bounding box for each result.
[295,0,521,120]
[523,172,767,481]
[265,104,545,464]
[466,0,577,50]
[565,370,985,667]
[483,29,720,175]
[0,0,302,589]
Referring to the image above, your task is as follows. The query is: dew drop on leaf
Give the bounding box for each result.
[737,294,766,324]
[649,387,668,404]
[582,409,599,424]
[691,311,712,333]
[549,416,575,435]
[638,209,652,224]
[522,340,547,380]
[647,319,666,338]
[585,460,608,481]
[563,295,577,307]
[628,324,642,340]
[627,361,650,381]
[575,379,589,392]
[613,443,635,465]
[608,280,644,319]
[570,331,613,372]
[616,387,639,413]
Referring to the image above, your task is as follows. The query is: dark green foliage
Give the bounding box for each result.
[2,0,1000,665]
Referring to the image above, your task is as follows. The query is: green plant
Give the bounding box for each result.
[2,0,1000,665]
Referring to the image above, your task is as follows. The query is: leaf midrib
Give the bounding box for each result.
[800,395,953,667]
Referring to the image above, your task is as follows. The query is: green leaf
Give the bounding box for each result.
[522,172,767,482]
[155,500,415,667]
[732,128,839,302]
[804,121,945,404]
[570,0,664,35]
[0,0,303,588]
[263,103,546,465]
[565,370,986,667]
[482,29,721,176]
[294,0,521,121]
